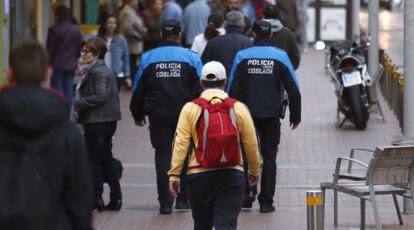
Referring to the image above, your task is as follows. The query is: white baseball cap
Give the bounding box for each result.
[201,61,227,81]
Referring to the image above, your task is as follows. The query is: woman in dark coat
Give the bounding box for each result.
[73,38,123,212]
[46,5,82,111]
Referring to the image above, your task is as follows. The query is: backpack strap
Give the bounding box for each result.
[224,97,238,107]
[224,97,239,132]
[193,98,210,154]
[208,96,224,104]
[192,98,209,109]
[224,97,244,166]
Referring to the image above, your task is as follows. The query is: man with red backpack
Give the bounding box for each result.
[168,61,261,229]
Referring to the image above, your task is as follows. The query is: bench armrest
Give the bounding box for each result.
[348,148,374,173]
[334,157,369,183]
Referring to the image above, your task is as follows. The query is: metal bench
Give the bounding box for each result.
[321,145,414,230]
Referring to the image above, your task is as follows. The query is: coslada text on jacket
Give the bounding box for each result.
[247,59,274,75]
[155,62,182,78]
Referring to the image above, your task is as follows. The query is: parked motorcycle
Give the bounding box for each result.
[326,40,373,130]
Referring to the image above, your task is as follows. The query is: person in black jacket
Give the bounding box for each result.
[276,0,299,35]
[201,11,252,78]
[130,20,202,214]
[228,20,301,213]
[0,40,93,230]
[262,4,301,70]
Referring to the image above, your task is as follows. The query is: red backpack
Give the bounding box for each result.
[192,97,241,168]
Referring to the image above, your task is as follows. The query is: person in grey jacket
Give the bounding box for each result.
[119,0,147,83]
[73,38,122,212]
[97,14,131,91]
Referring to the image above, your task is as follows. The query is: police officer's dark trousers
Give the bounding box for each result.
[187,169,245,230]
[149,116,187,208]
[253,117,281,207]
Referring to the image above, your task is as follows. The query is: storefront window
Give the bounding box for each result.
[81,0,121,24]
[82,0,100,24]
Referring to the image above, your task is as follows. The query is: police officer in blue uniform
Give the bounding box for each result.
[227,20,301,213]
[130,20,202,214]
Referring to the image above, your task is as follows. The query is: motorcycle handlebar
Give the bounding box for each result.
[350,44,370,52]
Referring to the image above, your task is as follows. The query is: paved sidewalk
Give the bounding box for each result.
[93,49,414,230]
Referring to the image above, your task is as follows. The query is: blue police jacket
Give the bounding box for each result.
[130,42,203,123]
[227,39,301,124]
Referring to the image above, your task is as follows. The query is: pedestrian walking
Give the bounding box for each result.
[227,20,301,213]
[202,11,252,77]
[97,14,131,91]
[160,0,183,26]
[119,0,147,83]
[241,0,256,27]
[0,40,93,230]
[191,12,225,55]
[262,4,301,70]
[73,38,123,212]
[130,20,202,214]
[168,61,261,229]
[276,0,299,35]
[225,0,252,34]
[46,4,82,111]
[183,0,211,47]
[143,0,163,51]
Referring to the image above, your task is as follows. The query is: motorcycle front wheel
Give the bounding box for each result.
[345,85,369,130]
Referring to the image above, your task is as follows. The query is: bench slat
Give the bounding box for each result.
[333,184,407,196]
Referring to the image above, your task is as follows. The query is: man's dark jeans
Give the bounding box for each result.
[187,169,245,230]
[253,117,281,207]
[84,121,122,200]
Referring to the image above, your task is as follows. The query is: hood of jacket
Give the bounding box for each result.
[264,19,284,33]
[0,85,68,135]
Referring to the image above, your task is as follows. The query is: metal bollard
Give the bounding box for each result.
[307,190,324,230]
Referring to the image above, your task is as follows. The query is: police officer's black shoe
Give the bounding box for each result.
[175,200,190,210]
[159,206,172,214]
[242,199,253,208]
[104,199,122,211]
[242,192,256,209]
[259,205,275,213]
[94,196,105,212]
